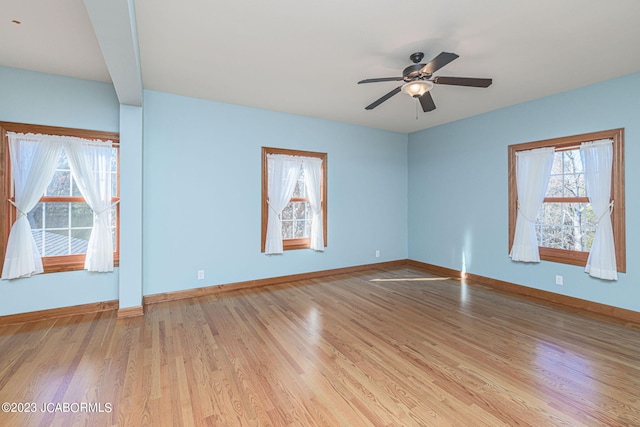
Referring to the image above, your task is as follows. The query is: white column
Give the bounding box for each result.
[118,104,144,316]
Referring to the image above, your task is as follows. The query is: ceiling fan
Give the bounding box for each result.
[358,51,492,113]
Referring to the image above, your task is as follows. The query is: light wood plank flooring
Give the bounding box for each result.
[1,266,639,426]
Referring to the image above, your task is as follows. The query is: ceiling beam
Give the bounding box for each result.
[83,0,143,106]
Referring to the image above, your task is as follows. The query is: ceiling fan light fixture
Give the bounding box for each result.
[401,80,434,98]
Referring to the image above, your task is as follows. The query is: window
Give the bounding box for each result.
[508,129,625,272]
[1,122,120,274]
[261,147,327,252]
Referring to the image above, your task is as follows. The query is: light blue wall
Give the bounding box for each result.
[408,72,640,312]
[0,66,120,316]
[0,66,119,130]
[3,64,638,316]
[142,90,408,295]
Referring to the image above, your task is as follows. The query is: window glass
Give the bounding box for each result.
[536,202,596,252]
[535,148,595,253]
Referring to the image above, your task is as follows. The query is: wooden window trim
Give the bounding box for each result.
[508,128,625,272]
[0,121,120,274]
[261,147,327,252]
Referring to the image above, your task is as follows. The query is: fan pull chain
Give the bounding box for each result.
[415,98,419,120]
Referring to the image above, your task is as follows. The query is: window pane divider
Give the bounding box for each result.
[543,197,590,203]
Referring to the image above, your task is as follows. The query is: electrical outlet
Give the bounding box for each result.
[198,270,205,280]
[555,275,563,286]
[375,250,380,258]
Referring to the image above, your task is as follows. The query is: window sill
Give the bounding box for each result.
[283,238,311,251]
[538,247,588,267]
[42,254,120,273]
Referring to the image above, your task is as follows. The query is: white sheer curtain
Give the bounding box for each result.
[581,139,617,280]
[510,147,555,262]
[302,157,324,251]
[265,154,303,254]
[64,139,115,272]
[2,134,62,279]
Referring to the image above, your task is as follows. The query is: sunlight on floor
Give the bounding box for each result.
[307,306,321,343]
[460,281,469,305]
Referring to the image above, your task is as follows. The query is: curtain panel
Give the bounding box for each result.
[265,154,304,254]
[2,134,63,279]
[510,146,555,263]
[64,138,115,272]
[581,139,617,280]
[302,157,324,251]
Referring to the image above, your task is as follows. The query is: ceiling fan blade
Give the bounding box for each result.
[358,77,404,84]
[419,92,436,112]
[434,76,493,87]
[365,86,402,110]
[420,52,459,75]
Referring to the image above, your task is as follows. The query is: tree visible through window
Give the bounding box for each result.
[281,168,313,240]
[536,148,596,252]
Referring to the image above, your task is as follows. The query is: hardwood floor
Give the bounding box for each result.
[1,266,639,426]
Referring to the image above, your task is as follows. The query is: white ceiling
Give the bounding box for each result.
[2,0,640,133]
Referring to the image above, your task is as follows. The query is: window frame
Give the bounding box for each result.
[508,128,625,272]
[261,147,327,252]
[0,121,120,274]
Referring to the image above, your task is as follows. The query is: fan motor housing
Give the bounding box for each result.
[402,64,429,81]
